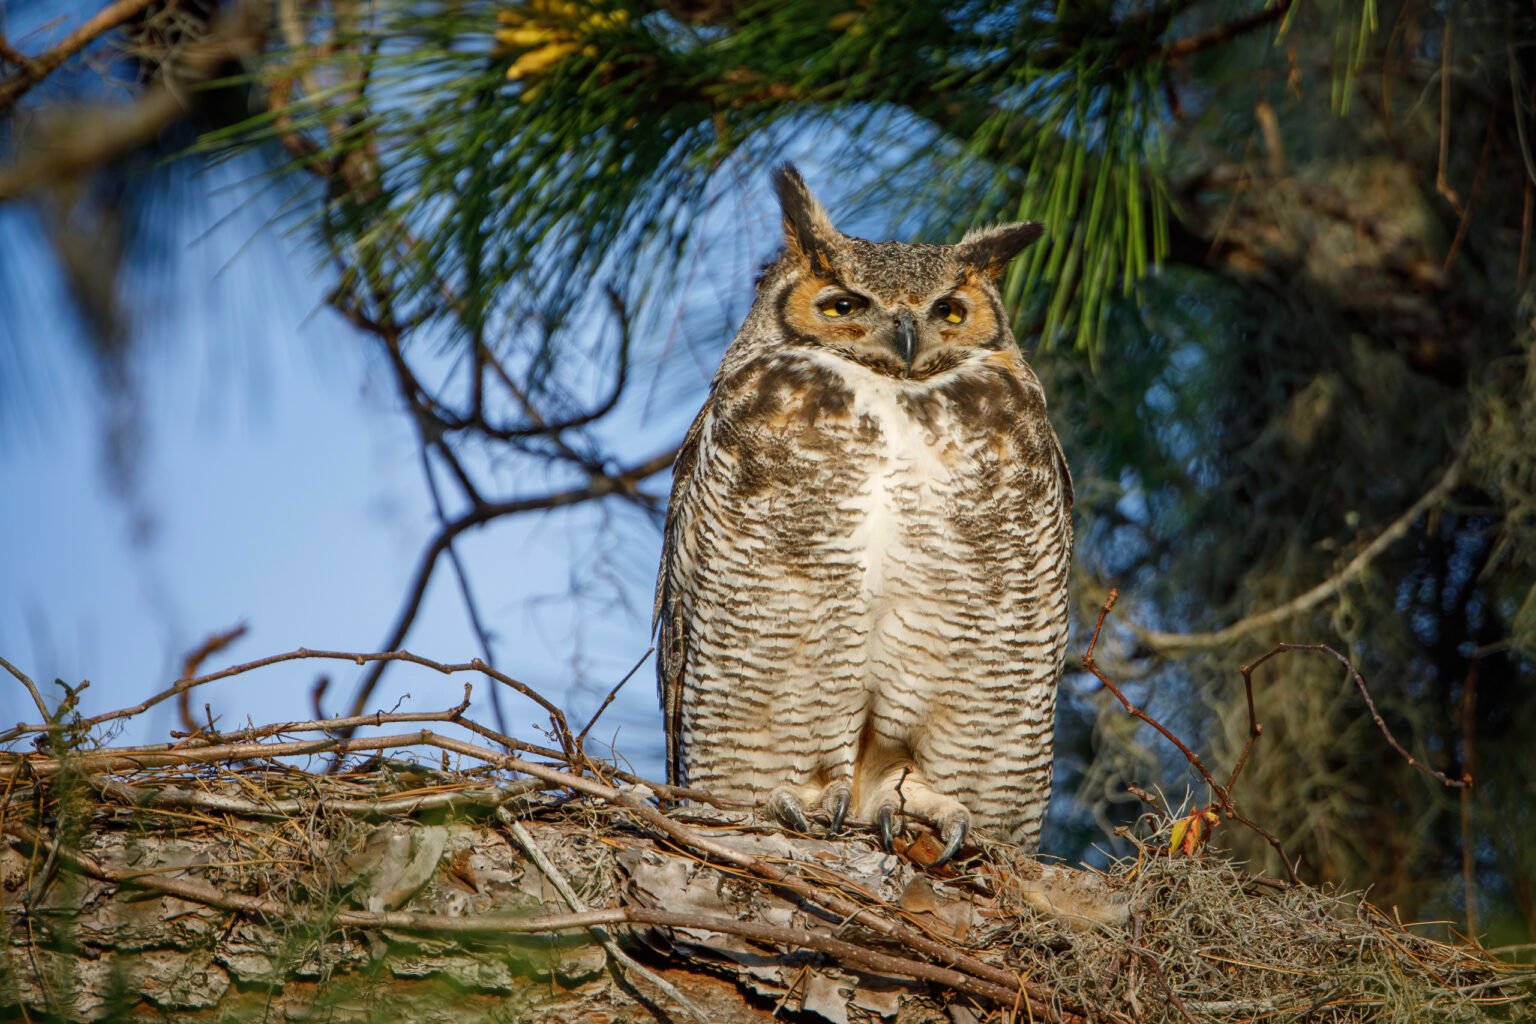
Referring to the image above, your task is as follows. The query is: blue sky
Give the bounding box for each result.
[0,139,814,779]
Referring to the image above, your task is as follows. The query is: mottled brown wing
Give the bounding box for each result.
[1052,430,1074,514]
[653,396,713,788]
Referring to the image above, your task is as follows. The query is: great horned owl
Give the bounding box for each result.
[655,165,1073,863]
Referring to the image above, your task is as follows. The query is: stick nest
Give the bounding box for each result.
[0,647,1529,1022]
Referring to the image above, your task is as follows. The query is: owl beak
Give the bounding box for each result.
[893,309,918,375]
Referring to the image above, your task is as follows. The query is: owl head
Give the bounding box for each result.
[758,164,1043,380]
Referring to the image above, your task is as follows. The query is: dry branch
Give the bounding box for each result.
[1134,456,1464,652]
[0,0,162,108]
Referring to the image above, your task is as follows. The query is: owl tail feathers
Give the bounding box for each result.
[772,163,841,275]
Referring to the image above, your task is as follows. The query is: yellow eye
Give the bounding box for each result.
[818,295,865,318]
[934,299,965,324]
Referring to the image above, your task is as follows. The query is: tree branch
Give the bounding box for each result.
[1135,456,1464,652]
[1161,0,1294,61]
[337,446,679,729]
[0,0,269,201]
[0,0,162,109]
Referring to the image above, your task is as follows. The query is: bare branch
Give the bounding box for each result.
[0,0,162,109]
[0,1,269,200]
[1246,642,1472,790]
[338,446,679,728]
[575,647,654,755]
[1161,0,1294,61]
[1136,457,1464,652]
[176,623,248,735]
[89,772,540,818]
[1083,590,1301,883]
[469,287,636,440]
[0,655,50,723]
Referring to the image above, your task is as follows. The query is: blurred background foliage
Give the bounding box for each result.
[2,0,1533,949]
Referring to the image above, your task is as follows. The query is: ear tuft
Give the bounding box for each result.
[772,163,840,275]
[955,221,1045,279]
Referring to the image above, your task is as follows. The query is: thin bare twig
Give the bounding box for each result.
[1136,457,1463,652]
[0,656,50,723]
[89,773,540,818]
[1249,642,1471,790]
[1084,592,1225,800]
[1459,661,1480,935]
[1083,590,1300,882]
[337,446,679,732]
[1161,0,1293,61]
[176,623,248,736]
[466,287,636,440]
[575,647,654,755]
[0,649,739,808]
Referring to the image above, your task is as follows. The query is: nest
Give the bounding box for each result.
[0,648,1530,1023]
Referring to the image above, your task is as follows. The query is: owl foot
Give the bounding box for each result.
[767,782,853,836]
[932,812,968,868]
[865,768,974,868]
[764,779,854,835]
[875,803,969,867]
[877,804,899,852]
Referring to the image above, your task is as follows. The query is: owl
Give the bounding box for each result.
[654,165,1073,863]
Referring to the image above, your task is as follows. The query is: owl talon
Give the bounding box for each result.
[931,817,969,869]
[769,788,813,834]
[825,783,852,836]
[877,805,899,852]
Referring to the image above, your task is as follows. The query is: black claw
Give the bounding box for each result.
[931,818,968,869]
[878,805,898,853]
[827,787,851,836]
[781,801,812,835]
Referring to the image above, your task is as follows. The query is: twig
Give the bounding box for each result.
[1249,643,1471,789]
[0,656,50,723]
[1084,592,1226,801]
[575,647,654,754]
[176,624,248,736]
[1,730,507,778]
[0,650,739,808]
[465,287,636,440]
[0,35,37,72]
[1227,655,1266,793]
[337,446,679,731]
[1161,0,1293,61]
[1083,591,1301,883]
[89,774,540,818]
[1134,945,1199,1024]
[507,820,710,1024]
[0,648,562,746]
[1436,17,1464,215]
[1459,661,1480,936]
